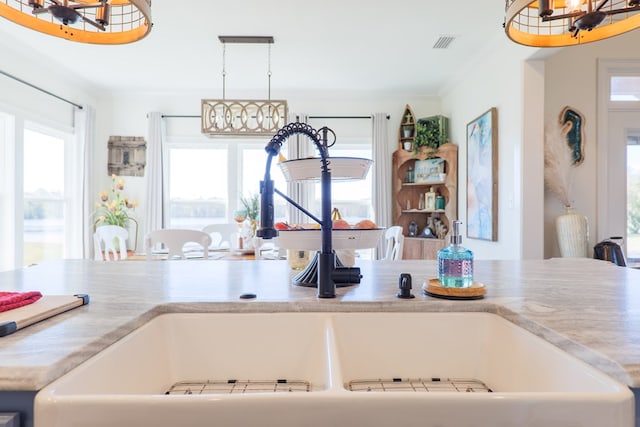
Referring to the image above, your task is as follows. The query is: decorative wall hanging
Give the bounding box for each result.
[108,136,146,177]
[466,107,499,241]
[559,106,585,166]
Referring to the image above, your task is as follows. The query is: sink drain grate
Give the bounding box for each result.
[348,378,493,393]
[165,379,311,395]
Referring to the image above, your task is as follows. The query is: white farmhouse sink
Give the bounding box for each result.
[35,312,634,427]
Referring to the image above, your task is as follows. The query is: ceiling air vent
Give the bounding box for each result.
[433,35,456,49]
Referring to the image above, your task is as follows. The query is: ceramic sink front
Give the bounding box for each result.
[35,312,634,427]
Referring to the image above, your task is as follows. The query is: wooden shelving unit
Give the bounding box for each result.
[392,137,458,260]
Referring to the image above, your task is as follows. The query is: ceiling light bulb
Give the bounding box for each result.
[566,0,584,11]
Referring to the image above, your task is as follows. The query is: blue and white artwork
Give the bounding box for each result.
[466,108,498,241]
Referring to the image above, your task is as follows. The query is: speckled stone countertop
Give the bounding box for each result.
[0,258,639,391]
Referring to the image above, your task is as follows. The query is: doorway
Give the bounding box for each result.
[607,111,640,265]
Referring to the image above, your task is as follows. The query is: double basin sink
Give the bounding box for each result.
[35,312,634,426]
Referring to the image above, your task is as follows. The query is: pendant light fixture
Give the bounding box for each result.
[0,0,152,44]
[505,0,640,47]
[201,35,288,137]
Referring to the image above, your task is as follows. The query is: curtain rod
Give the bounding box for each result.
[308,115,390,120]
[161,114,391,119]
[0,69,83,110]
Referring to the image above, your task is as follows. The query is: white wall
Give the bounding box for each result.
[0,35,97,127]
[440,36,539,260]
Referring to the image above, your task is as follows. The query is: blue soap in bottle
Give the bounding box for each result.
[437,220,473,288]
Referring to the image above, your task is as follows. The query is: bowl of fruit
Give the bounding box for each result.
[275,218,384,251]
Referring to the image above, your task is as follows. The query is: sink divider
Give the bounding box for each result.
[323,315,347,393]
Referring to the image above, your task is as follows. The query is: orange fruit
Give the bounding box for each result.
[354,219,377,229]
[332,219,351,229]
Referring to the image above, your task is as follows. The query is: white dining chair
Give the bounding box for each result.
[202,223,238,248]
[382,226,404,261]
[144,229,212,260]
[94,225,129,261]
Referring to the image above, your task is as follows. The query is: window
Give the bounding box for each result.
[310,143,373,224]
[164,122,374,252]
[0,113,14,271]
[167,145,229,229]
[611,76,640,101]
[0,114,76,271]
[23,128,66,266]
[240,144,288,220]
[165,139,288,229]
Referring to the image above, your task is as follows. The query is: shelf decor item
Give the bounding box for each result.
[556,207,589,257]
[466,107,498,241]
[414,158,445,184]
[414,115,449,157]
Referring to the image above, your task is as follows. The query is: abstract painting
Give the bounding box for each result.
[466,107,498,241]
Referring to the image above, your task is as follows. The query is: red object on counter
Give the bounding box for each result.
[0,291,43,313]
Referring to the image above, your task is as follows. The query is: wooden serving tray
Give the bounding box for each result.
[423,279,486,300]
[0,294,89,337]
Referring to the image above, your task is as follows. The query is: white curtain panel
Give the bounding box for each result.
[372,112,391,259]
[75,104,95,259]
[145,112,165,239]
[287,113,312,225]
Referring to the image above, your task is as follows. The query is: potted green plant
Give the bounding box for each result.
[413,116,449,157]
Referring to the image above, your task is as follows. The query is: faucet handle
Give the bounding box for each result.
[397,273,415,299]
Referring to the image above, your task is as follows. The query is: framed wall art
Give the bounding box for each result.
[108,136,146,177]
[466,107,498,241]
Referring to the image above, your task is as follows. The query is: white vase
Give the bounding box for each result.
[556,207,589,257]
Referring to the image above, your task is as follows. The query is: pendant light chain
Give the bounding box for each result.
[222,42,227,100]
[267,43,272,101]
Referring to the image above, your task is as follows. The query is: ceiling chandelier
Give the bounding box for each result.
[0,0,152,44]
[505,0,640,47]
[201,36,288,137]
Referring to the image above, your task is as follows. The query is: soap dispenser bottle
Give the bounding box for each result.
[437,220,473,288]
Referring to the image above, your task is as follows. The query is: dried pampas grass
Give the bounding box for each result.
[544,121,573,208]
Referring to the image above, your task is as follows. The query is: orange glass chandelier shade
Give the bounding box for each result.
[505,0,640,47]
[0,0,151,44]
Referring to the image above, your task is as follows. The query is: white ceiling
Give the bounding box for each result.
[0,0,510,96]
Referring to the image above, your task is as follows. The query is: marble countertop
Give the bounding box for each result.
[1,257,639,391]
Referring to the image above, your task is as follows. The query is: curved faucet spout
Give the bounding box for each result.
[257,122,342,298]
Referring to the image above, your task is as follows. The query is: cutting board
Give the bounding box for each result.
[0,294,89,337]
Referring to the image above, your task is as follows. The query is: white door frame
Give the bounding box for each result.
[596,59,640,245]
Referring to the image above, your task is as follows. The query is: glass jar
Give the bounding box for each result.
[405,166,414,183]
[287,249,310,270]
